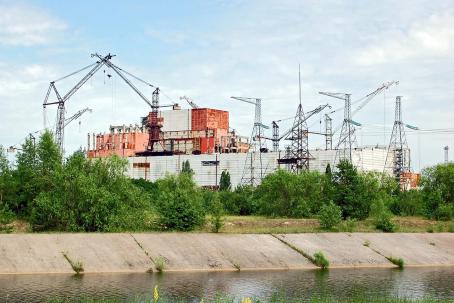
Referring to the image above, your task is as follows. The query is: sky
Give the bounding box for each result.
[1,0,453,171]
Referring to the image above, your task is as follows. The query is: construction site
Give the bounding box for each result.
[41,53,420,189]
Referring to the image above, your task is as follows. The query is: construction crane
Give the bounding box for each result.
[43,53,174,155]
[319,81,399,164]
[230,96,268,185]
[179,95,199,109]
[64,107,92,128]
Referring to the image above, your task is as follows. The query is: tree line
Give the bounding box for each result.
[0,130,453,232]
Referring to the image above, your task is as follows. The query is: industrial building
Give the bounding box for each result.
[87,107,249,158]
[126,147,393,188]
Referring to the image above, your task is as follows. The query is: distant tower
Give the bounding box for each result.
[281,65,310,173]
[385,96,411,182]
[445,146,449,164]
[325,114,333,150]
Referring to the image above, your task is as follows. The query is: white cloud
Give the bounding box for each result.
[0,3,66,46]
[354,14,454,66]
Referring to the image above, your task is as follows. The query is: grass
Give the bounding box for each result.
[62,252,84,274]
[154,256,166,272]
[386,256,405,269]
[46,295,454,303]
[313,251,330,269]
[198,216,454,234]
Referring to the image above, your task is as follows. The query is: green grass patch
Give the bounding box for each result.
[313,251,329,269]
[387,256,405,269]
[62,252,84,274]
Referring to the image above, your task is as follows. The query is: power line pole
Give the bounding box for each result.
[444,146,449,164]
[230,96,266,185]
[385,96,411,184]
[325,114,332,150]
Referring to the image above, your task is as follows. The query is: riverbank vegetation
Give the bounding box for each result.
[0,131,453,233]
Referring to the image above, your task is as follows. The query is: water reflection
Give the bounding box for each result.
[0,268,453,302]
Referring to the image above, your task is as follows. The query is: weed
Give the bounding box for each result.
[386,256,404,269]
[154,256,166,272]
[232,262,241,271]
[429,242,436,246]
[313,251,329,269]
[62,252,84,274]
[363,240,370,247]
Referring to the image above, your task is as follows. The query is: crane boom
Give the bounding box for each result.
[180,96,199,109]
[278,104,330,140]
[64,107,92,128]
[230,96,258,105]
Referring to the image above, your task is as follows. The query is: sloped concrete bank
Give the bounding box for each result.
[0,233,453,274]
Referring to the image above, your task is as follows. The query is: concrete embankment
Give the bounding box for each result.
[0,233,453,274]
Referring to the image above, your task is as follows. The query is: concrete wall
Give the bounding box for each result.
[127,147,392,187]
[0,233,453,274]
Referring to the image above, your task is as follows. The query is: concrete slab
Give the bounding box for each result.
[132,233,316,271]
[275,233,394,268]
[353,233,454,266]
[54,234,153,273]
[0,234,153,274]
[0,234,73,274]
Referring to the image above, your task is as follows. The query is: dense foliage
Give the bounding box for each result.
[0,131,453,233]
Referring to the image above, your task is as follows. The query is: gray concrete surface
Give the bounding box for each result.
[133,233,315,271]
[353,233,454,266]
[275,233,395,268]
[0,233,453,274]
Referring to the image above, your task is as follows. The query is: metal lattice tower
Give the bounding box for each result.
[231,96,265,186]
[325,114,333,150]
[385,96,411,180]
[282,67,309,173]
[319,92,357,164]
[272,121,279,152]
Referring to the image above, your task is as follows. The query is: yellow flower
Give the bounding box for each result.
[153,285,159,302]
[242,298,252,303]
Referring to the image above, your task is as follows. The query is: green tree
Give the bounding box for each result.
[219,170,231,191]
[30,152,151,232]
[0,147,13,204]
[421,163,454,220]
[333,160,380,220]
[255,169,331,218]
[14,137,38,214]
[155,173,205,231]
[209,193,225,233]
[220,184,257,215]
[181,160,193,175]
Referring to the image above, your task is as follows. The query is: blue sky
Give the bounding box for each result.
[1,0,454,170]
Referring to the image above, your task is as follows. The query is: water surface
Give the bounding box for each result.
[1,268,453,302]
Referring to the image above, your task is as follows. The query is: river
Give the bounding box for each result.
[1,268,453,302]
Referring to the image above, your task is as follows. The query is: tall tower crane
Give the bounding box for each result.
[43,53,173,155]
[319,81,399,165]
[230,96,267,185]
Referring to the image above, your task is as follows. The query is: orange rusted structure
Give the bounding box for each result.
[87,107,249,158]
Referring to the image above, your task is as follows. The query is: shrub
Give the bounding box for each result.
[154,256,166,272]
[421,163,454,219]
[219,170,231,191]
[390,189,424,216]
[256,169,331,218]
[435,204,453,221]
[209,194,225,233]
[371,197,396,233]
[387,256,404,269]
[155,173,205,231]
[318,201,342,229]
[313,251,329,269]
[220,185,257,215]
